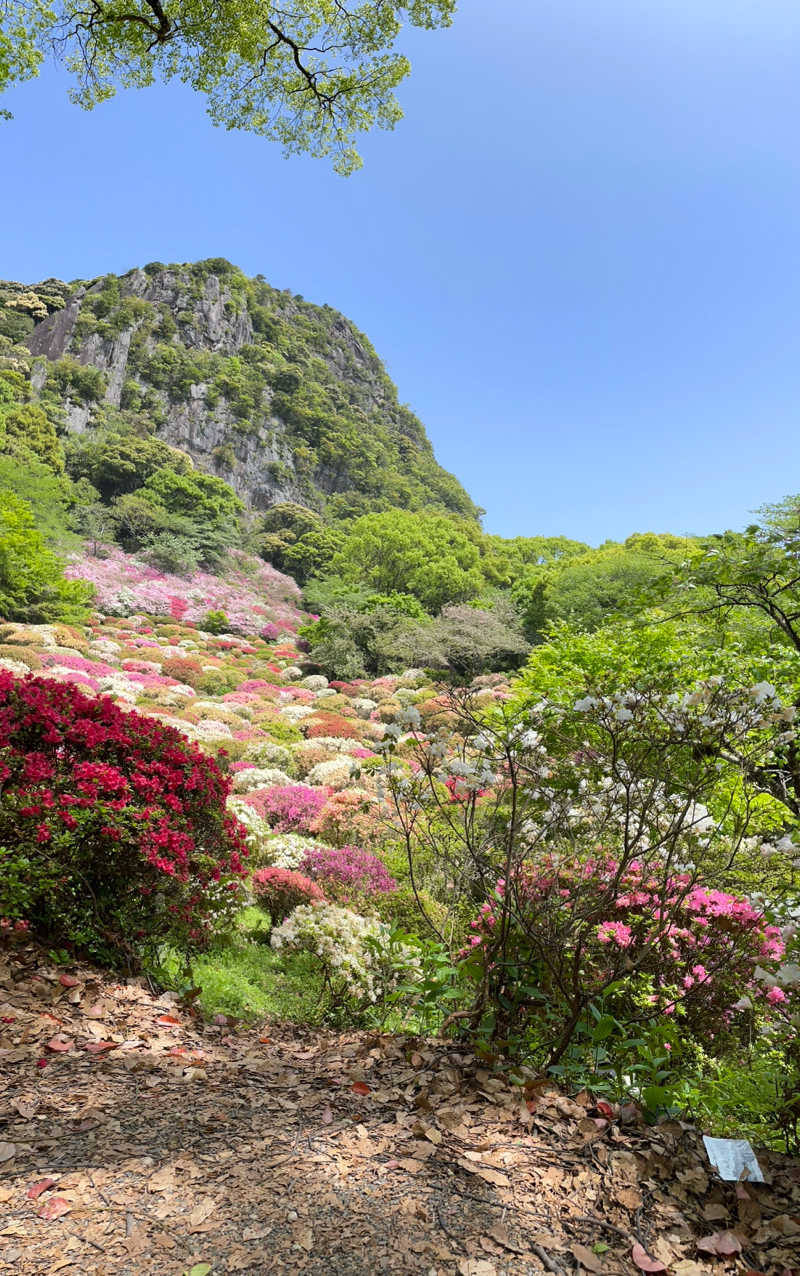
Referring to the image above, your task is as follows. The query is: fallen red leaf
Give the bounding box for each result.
[27,1178,56,1200]
[259,1036,272,1044]
[45,1037,74,1053]
[37,1196,71,1220]
[698,1231,743,1257]
[58,974,80,988]
[631,1242,667,1272]
[155,1014,181,1027]
[36,1058,48,1069]
[1,1015,15,1023]
[84,1041,117,1054]
[595,1100,614,1118]
[351,1082,370,1096]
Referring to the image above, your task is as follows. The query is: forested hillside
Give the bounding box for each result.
[1,260,477,518]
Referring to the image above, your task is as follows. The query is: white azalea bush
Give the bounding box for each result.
[267,832,333,870]
[231,765,293,793]
[227,802,332,870]
[243,740,295,773]
[270,902,422,1019]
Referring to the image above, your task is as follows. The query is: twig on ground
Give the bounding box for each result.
[530,1240,566,1274]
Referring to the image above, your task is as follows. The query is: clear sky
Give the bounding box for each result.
[3,1,800,544]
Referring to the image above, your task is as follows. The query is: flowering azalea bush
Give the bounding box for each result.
[299,843,397,904]
[0,672,248,964]
[245,783,330,833]
[310,788,385,847]
[265,831,330,869]
[251,866,326,925]
[461,857,792,1051]
[270,902,420,1013]
[305,712,361,740]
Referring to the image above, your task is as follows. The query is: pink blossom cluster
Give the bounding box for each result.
[243,784,331,833]
[66,546,308,636]
[299,843,397,899]
[461,855,794,1033]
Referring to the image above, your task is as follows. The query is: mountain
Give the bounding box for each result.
[0,259,478,522]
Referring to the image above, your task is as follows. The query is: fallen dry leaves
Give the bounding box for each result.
[1,935,799,1275]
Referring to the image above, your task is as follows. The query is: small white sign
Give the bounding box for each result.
[703,1136,765,1183]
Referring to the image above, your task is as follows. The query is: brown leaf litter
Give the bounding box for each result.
[1,938,798,1276]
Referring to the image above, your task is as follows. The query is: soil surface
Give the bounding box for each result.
[1,938,798,1276]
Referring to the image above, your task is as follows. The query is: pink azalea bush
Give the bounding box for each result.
[310,789,385,848]
[243,784,330,833]
[299,844,397,904]
[251,866,326,925]
[461,856,793,1051]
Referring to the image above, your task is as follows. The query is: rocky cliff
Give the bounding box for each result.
[0,260,478,521]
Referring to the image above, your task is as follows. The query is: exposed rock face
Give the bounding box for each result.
[1,260,477,520]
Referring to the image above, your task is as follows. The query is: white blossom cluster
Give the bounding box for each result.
[244,740,294,771]
[231,766,293,793]
[270,903,421,1003]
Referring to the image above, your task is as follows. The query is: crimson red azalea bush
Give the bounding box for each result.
[462,856,791,1055]
[251,866,326,925]
[0,673,248,965]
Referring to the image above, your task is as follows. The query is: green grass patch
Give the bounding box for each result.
[154,906,325,1023]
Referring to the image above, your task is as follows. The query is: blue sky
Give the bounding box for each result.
[3,0,800,543]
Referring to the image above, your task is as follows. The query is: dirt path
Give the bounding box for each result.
[1,940,798,1276]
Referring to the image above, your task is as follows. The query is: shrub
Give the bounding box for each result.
[462,858,791,1052]
[371,884,449,938]
[292,739,339,778]
[266,831,328,869]
[305,712,361,740]
[251,866,326,925]
[0,643,42,670]
[310,788,384,848]
[203,609,230,635]
[0,672,248,964]
[243,739,294,773]
[161,656,203,688]
[270,902,420,1010]
[306,756,356,790]
[226,797,273,865]
[299,844,396,903]
[232,766,293,793]
[245,783,330,833]
[262,719,304,746]
[197,667,243,696]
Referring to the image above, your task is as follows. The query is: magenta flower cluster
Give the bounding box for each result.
[299,844,397,898]
[244,784,330,833]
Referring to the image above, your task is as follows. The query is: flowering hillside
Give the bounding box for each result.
[64,546,305,636]
[0,547,509,927]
